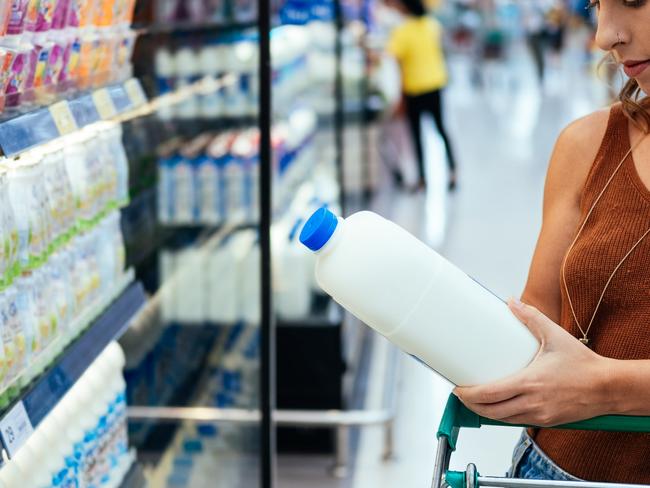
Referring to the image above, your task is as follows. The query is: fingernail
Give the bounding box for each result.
[510,297,525,310]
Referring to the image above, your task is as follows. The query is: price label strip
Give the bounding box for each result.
[92,88,118,119]
[49,101,78,136]
[124,78,147,107]
[0,402,34,458]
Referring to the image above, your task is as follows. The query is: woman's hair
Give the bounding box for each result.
[620,78,650,133]
[398,0,427,16]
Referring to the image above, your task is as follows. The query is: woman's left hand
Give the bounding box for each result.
[453,299,614,427]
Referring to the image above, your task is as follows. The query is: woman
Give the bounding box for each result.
[385,0,458,191]
[454,0,650,482]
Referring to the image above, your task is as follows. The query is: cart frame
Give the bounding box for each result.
[432,394,650,488]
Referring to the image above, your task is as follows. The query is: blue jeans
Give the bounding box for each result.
[507,430,582,481]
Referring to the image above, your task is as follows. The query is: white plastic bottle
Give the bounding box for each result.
[102,363,132,488]
[0,458,23,488]
[174,48,200,120]
[27,424,64,487]
[49,395,84,487]
[272,218,312,320]
[205,237,239,324]
[232,231,260,324]
[198,45,223,119]
[73,372,104,488]
[10,442,40,487]
[53,388,87,487]
[299,208,539,386]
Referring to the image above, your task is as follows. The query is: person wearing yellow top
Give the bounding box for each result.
[386,0,458,191]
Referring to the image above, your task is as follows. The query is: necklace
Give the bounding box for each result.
[561,132,650,347]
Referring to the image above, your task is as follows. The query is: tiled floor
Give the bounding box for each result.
[278,27,608,488]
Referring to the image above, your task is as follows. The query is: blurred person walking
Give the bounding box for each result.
[385,0,458,192]
[521,0,548,83]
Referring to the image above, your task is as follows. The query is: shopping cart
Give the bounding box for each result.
[432,394,650,488]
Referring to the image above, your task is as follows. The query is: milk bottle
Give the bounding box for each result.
[300,208,539,386]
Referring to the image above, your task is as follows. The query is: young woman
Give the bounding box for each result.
[385,0,458,191]
[454,0,650,482]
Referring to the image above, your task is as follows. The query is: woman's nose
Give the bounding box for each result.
[594,8,626,52]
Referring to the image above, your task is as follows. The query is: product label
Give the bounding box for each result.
[66,38,81,81]
[224,161,245,222]
[92,88,117,119]
[0,306,13,382]
[158,162,174,223]
[50,101,78,135]
[173,160,195,223]
[6,51,28,96]
[7,0,29,35]
[2,298,20,381]
[32,44,50,88]
[197,159,220,223]
[13,288,30,361]
[45,43,65,86]
[124,78,146,107]
[0,401,34,457]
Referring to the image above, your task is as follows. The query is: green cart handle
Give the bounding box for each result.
[437,394,650,452]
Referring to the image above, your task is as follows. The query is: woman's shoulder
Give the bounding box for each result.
[546,105,615,198]
[554,105,614,170]
[559,104,614,151]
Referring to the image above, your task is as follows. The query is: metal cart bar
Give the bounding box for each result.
[434,394,650,488]
[479,475,649,488]
[442,468,650,488]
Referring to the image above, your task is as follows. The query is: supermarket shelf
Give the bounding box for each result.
[0,278,147,459]
[0,80,148,157]
[139,20,258,36]
[0,74,239,158]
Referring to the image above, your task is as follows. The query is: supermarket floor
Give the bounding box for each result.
[279,29,608,488]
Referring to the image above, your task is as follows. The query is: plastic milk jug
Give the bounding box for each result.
[299,208,539,386]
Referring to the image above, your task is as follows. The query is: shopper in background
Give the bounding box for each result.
[455,0,650,482]
[521,0,548,83]
[545,2,568,69]
[385,0,458,192]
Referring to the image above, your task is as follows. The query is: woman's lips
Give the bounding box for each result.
[623,60,650,78]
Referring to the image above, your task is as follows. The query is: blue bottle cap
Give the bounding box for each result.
[299,207,339,252]
[197,424,219,437]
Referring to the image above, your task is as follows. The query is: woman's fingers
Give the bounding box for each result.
[454,370,527,405]
[458,394,532,421]
[508,298,555,344]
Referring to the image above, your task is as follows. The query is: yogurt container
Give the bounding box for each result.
[24,0,56,33]
[6,0,30,37]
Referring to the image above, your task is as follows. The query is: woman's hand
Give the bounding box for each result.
[453,299,615,427]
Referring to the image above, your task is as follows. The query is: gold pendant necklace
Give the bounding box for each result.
[562,133,650,347]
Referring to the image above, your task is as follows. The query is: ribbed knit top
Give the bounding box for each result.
[530,104,650,482]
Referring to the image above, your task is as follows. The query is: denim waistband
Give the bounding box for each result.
[507,429,582,481]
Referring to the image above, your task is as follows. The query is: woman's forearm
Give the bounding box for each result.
[605,358,650,416]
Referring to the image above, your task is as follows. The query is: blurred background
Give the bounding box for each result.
[0,0,627,487]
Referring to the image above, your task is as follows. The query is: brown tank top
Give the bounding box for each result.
[530,104,650,482]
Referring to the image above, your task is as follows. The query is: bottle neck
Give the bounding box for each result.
[314,217,344,256]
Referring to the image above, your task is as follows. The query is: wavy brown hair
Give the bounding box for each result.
[620,78,650,133]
